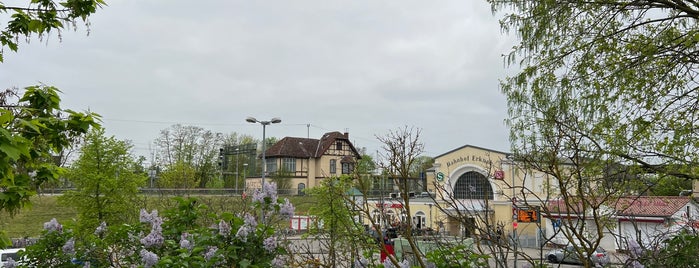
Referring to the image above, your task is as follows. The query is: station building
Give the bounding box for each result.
[365,144,549,246]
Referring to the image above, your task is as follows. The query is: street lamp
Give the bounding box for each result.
[245,116,281,192]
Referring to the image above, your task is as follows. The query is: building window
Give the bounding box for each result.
[282,158,296,173]
[342,162,351,174]
[330,159,336,174]
[336,141,342,150]
[297,183,306,195]
[266,158,277,173]
[454,171,493,199]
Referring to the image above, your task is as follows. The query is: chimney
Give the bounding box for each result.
[344,132,349,139]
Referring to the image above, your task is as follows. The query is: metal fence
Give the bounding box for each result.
[38,188,302,196]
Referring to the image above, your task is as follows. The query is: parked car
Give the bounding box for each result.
[0,248,25,267]
[546,245,610,267]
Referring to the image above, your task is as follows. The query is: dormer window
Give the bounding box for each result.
[336,141,342,150]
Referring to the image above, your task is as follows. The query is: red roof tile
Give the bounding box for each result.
[545,196,692,218]
[615,196,691,217]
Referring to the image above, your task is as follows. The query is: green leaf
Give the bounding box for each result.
[0,143,22,160]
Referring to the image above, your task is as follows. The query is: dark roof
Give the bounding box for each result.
[265,136,318,158]
[265,131,361,159]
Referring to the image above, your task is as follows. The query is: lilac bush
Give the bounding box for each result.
[20,182,294,267]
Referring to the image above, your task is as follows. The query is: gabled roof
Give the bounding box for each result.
[265,131,361,159]
[616,196,692,217]
[546,196,693,218]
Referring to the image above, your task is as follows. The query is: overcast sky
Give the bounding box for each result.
[0,1,516,160]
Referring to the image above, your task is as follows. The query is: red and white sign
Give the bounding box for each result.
[376,203,403,209]
[494,170,505,180]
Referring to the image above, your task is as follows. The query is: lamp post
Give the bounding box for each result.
[235,148,239,195]
[245,117,281,192]
[243,163,248,192]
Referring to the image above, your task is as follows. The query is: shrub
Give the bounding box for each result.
[19,182,294,268]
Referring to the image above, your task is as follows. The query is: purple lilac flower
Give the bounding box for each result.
[83,261,91,268]
[399,259,411,268]
[263,182,278,202]
[628,239,643,257]
[383,259,395,268]
[243,213,257,227]
[140,249,159,268]
[271,255,285,268]
[94,221,107,235]
[263,236,277,252]
[43,218,62,233]
[218,220,231,237]
[4,258,16,268]
[235,225,250,241]
[140,209,158,223]
[141,214,164,247]
[63,237,75,255]
[425,261,437,268]
[354,257,369,268]
[252,182,278,204]
[180,232,193,250]
[141,231,164,247]
[204,246,218,261]
[279,198,295,218]
[140,209,150,222]
[151,216,163,232]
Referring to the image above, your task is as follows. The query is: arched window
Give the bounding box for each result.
[454,171,493,199]
[297,183,306,196]
[415,211,426,229]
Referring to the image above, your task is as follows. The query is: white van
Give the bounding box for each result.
[0,248,25,267]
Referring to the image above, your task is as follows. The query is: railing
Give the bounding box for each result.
[38,188,302,196]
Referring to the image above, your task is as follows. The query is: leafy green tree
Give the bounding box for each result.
[493,0,699,180]
[157,161,197,189]
[0,0,106,62]
[409,155,434,179]
[491,2,699,265]
[59,128,146,236]
[638,229,699,267]
[155,125,221,188]
[354,154,376,194]
[302,175,373,267]
[625,174,693,196]
[0,86,99,247]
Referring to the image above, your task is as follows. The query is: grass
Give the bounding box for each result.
[0,195,77,238]
[1,194,317,239]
